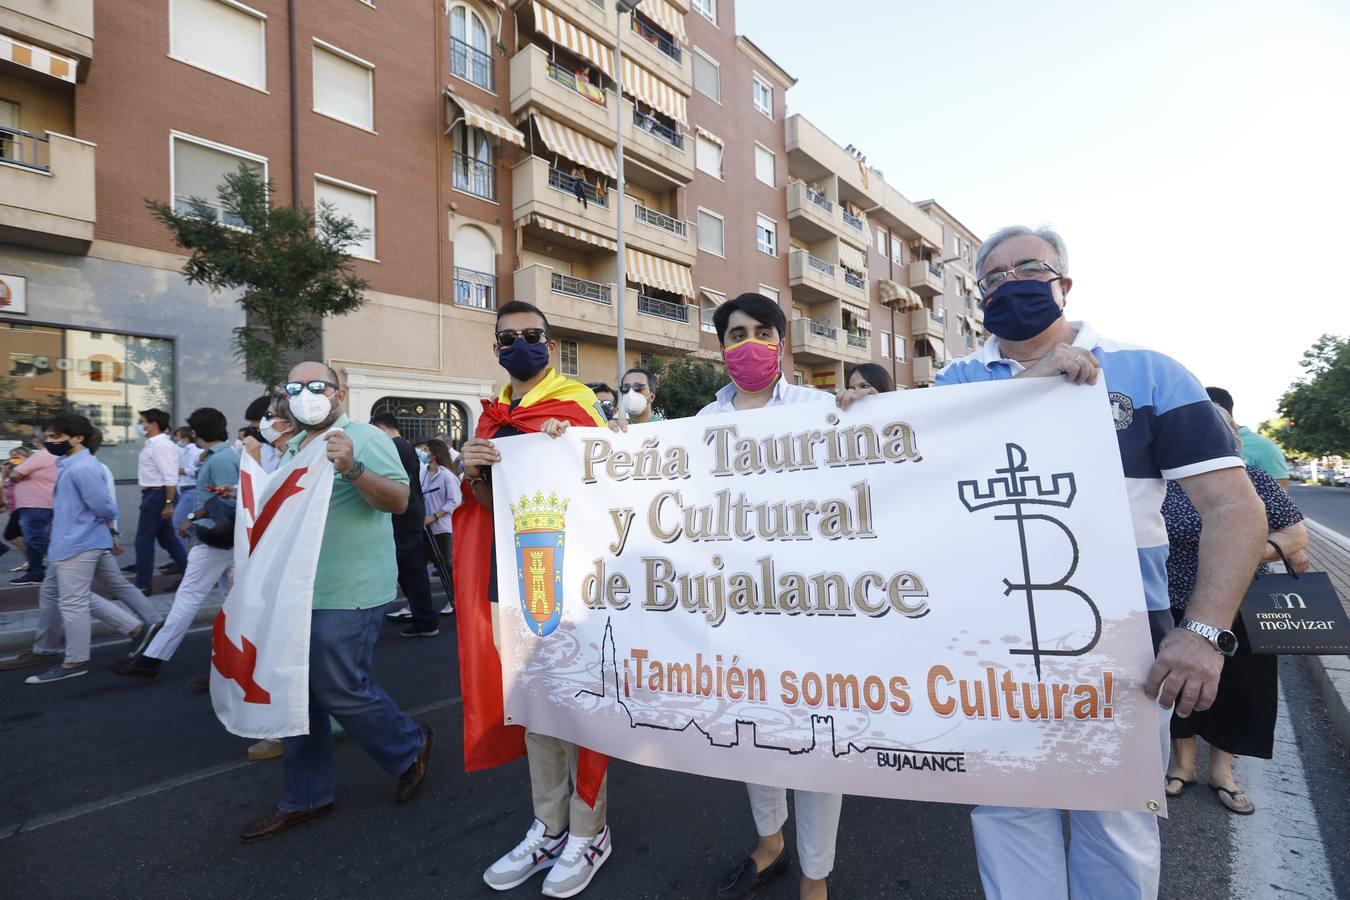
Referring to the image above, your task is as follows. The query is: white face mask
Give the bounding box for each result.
[232,439,245,453]
[135,423,148,437]
[290,389,334,426]
[621,389,648,417]
[260,418,284,444]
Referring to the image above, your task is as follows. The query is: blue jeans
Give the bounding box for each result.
[134,488,187,589]
[19,507,53,581]
[280,606,424,812]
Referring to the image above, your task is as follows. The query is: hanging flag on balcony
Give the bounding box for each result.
[638,0,687,44]
[621,55,688,125]
[0,33,76,84]
[531,0,615,79]
[445,90,526,147]
[528,213,617,251]
[531,113,618,179]
[626,247,695,299]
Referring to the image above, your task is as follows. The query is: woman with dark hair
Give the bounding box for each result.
[422,438,461,614]
[846,363,895,395]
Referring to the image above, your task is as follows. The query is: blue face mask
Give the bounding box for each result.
[416,449,429,464]
[498,340,551,381]
[982,278,1064,342]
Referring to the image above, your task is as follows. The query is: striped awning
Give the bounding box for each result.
[445,90,525,146]
[879,279,922,310]
[637,0,687,43]
[838,241,868,274]
[528,213,617,251]
[621,55,687,125]
[700,287,726,306]
[532,1,615,78]
[0,33,76,83]
[925,336,948,364]
[531,113,617,178]
[626,246,695,298]
[695,125,722,146]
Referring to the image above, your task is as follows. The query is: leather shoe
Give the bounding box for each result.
[396,724,433,803]
[240,803,333,842]
[716,844,789,899]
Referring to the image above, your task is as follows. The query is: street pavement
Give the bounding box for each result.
[1289,485,1350,538]
[2,617,1347,899]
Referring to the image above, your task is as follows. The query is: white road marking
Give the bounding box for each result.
[1230,685,1336,899]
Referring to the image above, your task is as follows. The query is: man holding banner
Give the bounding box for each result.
[929,226,1267,899]
[235,362,432,843]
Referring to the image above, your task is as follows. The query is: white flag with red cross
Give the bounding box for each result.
[210,434,335,738]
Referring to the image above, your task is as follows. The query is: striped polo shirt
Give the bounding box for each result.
[935,320,1242,612]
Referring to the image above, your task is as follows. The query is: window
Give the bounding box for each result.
[170,0,267,90]
[454,224,496,309]
[696,133,722,177]
[693,0,715,24]
[172,133,267,229]
[560,340,579,376]
[450,4,493,90]
[752,75,773,118]
[692,49,720,101]
[369,397,469,448]
[891,238,904,266]
[452,124,495,200]
[755,214,776,256]
[754,144,774,186]
[312,41,374,131]
[697,208,724,256]
[758,285,780,303]
[315,176,377,260]
[880,331,891,359]
[700,291,723,334]
[876,228,888,257]
[894,335,906,362]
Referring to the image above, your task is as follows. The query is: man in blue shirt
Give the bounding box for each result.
[933,226,1267,899]
[24,414,152,684]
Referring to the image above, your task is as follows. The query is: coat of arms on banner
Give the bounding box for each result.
[513,491,569,637]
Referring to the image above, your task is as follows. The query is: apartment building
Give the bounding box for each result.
[0,0,982,467]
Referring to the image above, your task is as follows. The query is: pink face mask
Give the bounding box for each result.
[722,338,781,394]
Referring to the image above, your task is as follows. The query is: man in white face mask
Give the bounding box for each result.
[617,367,661,424]
[240,362,433,842]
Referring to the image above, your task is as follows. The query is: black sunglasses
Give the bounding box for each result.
[496,328,548,347]
[619,383,649,394]
[283,380,339,396]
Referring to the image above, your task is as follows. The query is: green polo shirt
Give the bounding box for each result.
[1238,426,1289,481]
[282,414,408,609]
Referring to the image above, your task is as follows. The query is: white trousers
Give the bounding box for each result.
[145,542,232,661]
[32,565,147,655]
[746,784,843,880]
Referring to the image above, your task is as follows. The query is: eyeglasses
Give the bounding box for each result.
[495,328,548,347]
[619,383,649,394]
[282,380,339,397]
[976,259,1062,297]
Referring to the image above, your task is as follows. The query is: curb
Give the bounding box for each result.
[0,603,222,654]
[1303,517,1350,755]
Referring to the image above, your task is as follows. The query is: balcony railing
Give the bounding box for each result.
[451,37,494,91]
[841,210,863,231]
[633,108,683,148]
[638,294,689,322]
[805,186,832,212]
[809,320,837,340]
[453,152,495,201]
[843,269,865,290]
[632,15,682,62]
[807,254,835,277]
[455,266,497,310]
[0,127,51,172]
[549,167,608,207]
[928,262,942,278]
[847,333,867,349]
[174,196,246,230]
[551,271,612,305]
[635,203,687,237]
[547,61,608,106]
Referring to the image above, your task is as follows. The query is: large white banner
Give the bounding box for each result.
[211,436,333,739]
[494,378,1166,813]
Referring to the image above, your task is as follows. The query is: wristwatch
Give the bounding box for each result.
[340,460,367,483]
[1177,618,1239,657]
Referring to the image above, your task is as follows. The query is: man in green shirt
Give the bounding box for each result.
[240,362,432,843]
[1207,387,1290,488]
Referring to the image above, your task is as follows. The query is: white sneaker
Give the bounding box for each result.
[541,826,611,898]
[384,606,413,622]
[440,600,455,615]
[483,819,567,892]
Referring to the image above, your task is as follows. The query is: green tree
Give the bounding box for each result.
[148,164,369,391]
[650,355,727,419]
[1277,334,1350,457]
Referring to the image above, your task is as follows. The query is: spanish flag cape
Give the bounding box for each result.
[453,368,611,805]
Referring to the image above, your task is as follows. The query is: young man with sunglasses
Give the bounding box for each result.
[239,362,432,842]
[454,301,614,898]
[618,367,661,424]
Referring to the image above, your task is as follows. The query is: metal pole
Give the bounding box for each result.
[613,1,632,416]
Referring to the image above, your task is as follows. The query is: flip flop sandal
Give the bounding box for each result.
[1211,786,1255,815]
[1165,776,1196,797]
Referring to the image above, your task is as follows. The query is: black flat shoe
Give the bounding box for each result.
[715,844,789,899]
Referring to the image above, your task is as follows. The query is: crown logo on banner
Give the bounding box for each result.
[512,490,570,534]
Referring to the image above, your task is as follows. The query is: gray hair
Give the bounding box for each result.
[974,225,1069,277]
[1213,405,1242,453]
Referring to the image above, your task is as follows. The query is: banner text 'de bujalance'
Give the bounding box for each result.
[494,378,1166,814]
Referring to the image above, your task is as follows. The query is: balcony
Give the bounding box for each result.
[786,180,840,243]
[789,249,842,305]
[637,292,688,323]
[450,37,494,91]
[840,267,867,306]
[790,317,841,364]
[510,45,614,144]
[513,156,616,241]
[624,196,694,267]
[623,13,692,94]
[622,101,691,185]
[841,210,864,234]
[0,129,94,253]
[0,0,93,79]
[910,308,945,341]
[912,356,936,387]
[843,331,870,364]
[513,264,698,352]
[906,260,944,297]
[785,114,881,207]
[453,152,495,201]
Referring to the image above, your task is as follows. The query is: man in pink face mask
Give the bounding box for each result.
[696,293,838,900]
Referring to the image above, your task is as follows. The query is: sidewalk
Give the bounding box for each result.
[1304,518,1350,755]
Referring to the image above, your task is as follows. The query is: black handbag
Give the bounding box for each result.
[1238,541,1350,654]
[193,493,236,550]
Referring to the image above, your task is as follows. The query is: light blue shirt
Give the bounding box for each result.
[697,377,831,416]
[49,450,119,562]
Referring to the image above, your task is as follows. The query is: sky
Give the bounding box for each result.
[736,0,1349,425]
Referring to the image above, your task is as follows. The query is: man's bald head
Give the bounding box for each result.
[288,361,341,386]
